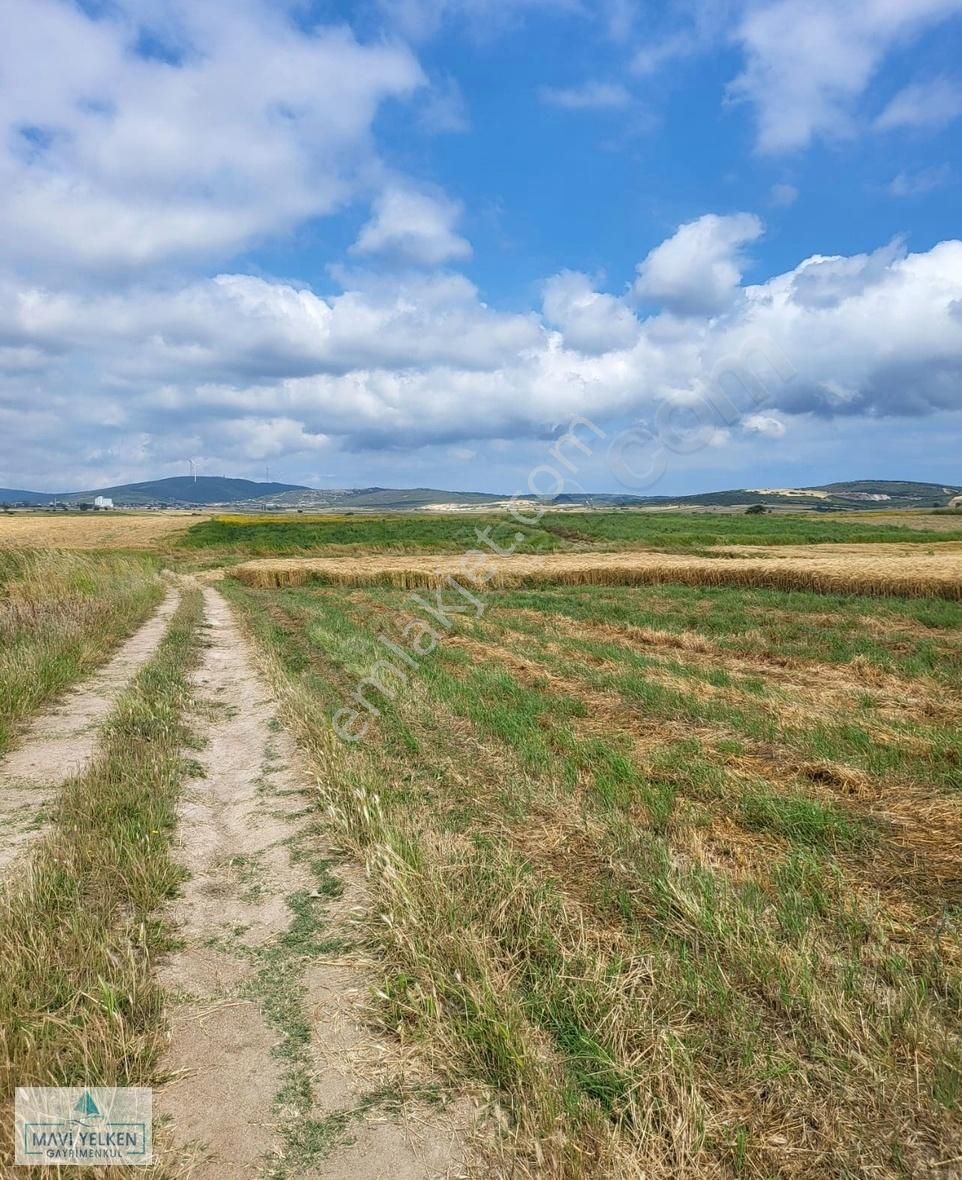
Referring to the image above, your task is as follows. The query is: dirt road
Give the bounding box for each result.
[0,584,181,878]
[157,586,473,1178]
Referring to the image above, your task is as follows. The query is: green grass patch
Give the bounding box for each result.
[178,508,962,559]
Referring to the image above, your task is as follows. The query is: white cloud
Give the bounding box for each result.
[0,0,423,274]
[4,220,962,486]
[539,81,632,109]
[743,413,787,438]
[876,77,962,131]
[633,212,763,315]
[352,185,472,266]
[542,271,640,353]
[729,0,962,151]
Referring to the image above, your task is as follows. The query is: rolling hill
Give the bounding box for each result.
[552,480,962,511]
[0,476,307,506]
[2,477,960,511]
[235,486,509,511]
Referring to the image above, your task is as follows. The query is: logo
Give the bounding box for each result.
[15,1087,152,1166]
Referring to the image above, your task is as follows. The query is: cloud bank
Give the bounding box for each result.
[4,226,962,483]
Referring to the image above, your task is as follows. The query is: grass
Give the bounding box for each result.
[225,575,962,1178]
[179,509,962,558]
[0,588,203,1165]
[177,513,559,556]
[0,549,164,755]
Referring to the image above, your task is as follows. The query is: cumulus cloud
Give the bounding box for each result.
[0,0,422,274]
[352,186,472,265]
[0,271,539,380]
[743,413,787,438]
[729,0,962,151]
[633,213,763,315]
[542,271,640,353]
[875,77,962,131]
[787,240,907,309]
[4,220,962,486]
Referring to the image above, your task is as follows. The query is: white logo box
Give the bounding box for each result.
[15,1087,152,1167]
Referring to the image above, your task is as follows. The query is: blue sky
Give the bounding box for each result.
[2,0,962,494]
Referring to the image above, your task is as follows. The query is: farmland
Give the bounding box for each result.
[180,508,962,556]
[0,510,206,549]
[1,507,961,1176]
[227,574,962,1176]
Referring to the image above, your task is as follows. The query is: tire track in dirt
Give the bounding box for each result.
[0,582,181,879]
[157,585,475,1180]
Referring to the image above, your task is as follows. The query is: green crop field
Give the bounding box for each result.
[224,574,962,1177]
[178,509,962,558]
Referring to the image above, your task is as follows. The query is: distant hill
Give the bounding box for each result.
[239,486,508,511]
[3,476,960,511]
[553,480,962,511]
[0,488,50,505]
[0,476,308,506]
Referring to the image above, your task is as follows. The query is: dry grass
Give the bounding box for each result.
[0,512,204,549]
[234,544,962,600]
[0,550,164,754]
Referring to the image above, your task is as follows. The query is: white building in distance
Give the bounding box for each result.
[94,496,114,509]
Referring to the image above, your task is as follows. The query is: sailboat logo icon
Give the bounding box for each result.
[73,1092,102,1118]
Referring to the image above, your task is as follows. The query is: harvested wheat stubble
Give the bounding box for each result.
[234,545,962,599]
[0,512,203,549]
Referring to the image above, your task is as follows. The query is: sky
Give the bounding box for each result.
[1,0,962,495]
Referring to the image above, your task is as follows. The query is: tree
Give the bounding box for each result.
[745,503,768,515]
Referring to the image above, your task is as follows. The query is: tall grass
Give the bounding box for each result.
[0,550,163,755]
[0,589,203,1166]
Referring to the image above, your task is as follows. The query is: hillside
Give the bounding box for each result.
[554,479,962,511]
[3,476,960,511]
[0,488,50,505]
[239,486,507,511]
[0,476,307,506]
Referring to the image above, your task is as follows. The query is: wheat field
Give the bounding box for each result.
[0,512,206,549]
[232,544,962,599]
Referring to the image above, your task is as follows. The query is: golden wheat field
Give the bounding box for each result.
[233,543,962,599]
[0,512,206,549]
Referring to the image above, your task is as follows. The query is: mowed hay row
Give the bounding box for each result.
[233,547,962,599]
